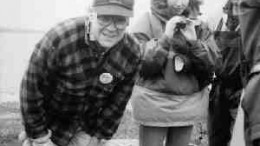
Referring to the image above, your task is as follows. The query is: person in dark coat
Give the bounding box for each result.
[208,1,244,145]
[238,0,260,145]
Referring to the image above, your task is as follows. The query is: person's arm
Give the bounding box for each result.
[183,21,221,86]
[187,21,221,72]
[20,36,56,140]
[188,37,221,88]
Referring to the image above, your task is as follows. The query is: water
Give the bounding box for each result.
[0,31,44,102]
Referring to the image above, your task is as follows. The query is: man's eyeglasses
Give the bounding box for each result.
[97,15,128,30]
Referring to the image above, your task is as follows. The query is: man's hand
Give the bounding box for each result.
[98,139,107,146]
[32,139,57,146]
[20,137,57,146]
[19,130,56,146]
[22,139,31,146]
[88,137,99,146]
[88,137,107,146]
[68,131,91,146]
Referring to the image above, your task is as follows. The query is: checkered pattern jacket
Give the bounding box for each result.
[20,16,142,146]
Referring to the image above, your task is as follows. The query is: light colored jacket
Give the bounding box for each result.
[130,12,220,95]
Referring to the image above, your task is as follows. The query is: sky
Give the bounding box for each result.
[0,0,227,31]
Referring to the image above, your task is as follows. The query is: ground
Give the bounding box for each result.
[0,102,208,146]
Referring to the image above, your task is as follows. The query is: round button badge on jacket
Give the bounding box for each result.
[99,73,114,84]
[174,55,184,72]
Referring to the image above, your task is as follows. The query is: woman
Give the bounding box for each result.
[130,0,220,146]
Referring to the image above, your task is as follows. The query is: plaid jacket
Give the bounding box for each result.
[20,17,142,146]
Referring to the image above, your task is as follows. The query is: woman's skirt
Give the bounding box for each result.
[131,85,209,127]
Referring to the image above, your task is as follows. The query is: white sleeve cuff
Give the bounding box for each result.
[31,129,52,144]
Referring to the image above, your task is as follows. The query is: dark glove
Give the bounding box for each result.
[140,40,168,80]
[253,139,260,146]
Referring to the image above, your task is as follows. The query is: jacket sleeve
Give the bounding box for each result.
[193,22,222,73]
[131,25,170,80]
[186,22,222,87]
[189,37,221,71]
[20,36,56,139]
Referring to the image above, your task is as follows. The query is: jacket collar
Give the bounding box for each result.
[84,16,91,45]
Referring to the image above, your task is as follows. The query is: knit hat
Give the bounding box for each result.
[150,0,172,21]
[92,0,134,17]
[150,0,189,21]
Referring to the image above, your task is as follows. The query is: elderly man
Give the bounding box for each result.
[19,0,143,146]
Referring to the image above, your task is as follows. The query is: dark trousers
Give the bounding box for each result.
[208,83,241,146]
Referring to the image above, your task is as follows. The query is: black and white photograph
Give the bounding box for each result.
[1,0,259,146]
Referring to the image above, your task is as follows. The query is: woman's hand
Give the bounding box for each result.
[179,19,199,41]
[164,16,187,39]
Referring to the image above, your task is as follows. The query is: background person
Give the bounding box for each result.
[207,0,244,145]
[237,0,260,145]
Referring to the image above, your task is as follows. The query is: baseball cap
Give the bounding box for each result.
[92,0,134,17]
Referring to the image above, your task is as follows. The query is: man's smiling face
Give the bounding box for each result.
[90,14,129,49]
